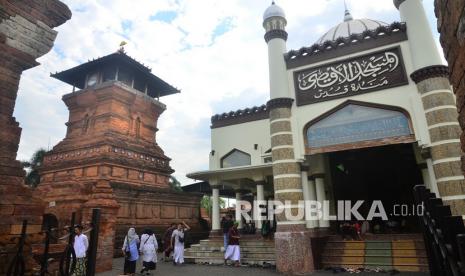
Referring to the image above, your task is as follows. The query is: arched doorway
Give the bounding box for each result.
[42,213,59,243]
[304,100,422,233]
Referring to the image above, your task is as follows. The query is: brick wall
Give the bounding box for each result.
[0,0,70,274]
[435,1,465,157]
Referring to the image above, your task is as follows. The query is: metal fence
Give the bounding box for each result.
[6,209,100,276]
[413,185,465,276]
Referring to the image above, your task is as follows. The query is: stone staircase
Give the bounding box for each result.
[321,234,429,272]
[184,238,276,265]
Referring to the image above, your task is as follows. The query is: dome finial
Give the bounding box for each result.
[343,0,353,22]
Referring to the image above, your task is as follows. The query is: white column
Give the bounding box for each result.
[256,183,265,230]
[211,187,220,231]
[315,176,330,228]
[268,38,290,99]
[301,170,311,229]
[252,195,257,224]
[426,158,440,197]
[308,178,319,228]
[420,164,432,189]
[302,171,318,229]
[235,191,243,229]
[396,0,443,70]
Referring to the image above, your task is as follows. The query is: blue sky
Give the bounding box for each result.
[14,0,440,185]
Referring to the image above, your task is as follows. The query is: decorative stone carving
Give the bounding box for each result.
[266,98,294,109]
[410,65,450,84]
[264,29,288,43]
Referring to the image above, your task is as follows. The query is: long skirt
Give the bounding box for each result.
[124,259,136,274]
[173,243,184,264]
[143,261,156,270]
[71,257,86,276]
[224,245,240,261]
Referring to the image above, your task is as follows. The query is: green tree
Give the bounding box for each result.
[169,175,183,191]
[200,195,226,216]
[22,148,46,188]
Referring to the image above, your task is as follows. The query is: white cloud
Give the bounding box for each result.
[14,0,443,184]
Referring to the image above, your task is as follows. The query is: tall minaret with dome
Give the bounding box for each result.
[263,2,315,274]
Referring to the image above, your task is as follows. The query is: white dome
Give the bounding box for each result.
[263,2,285,21]
[317,18,388,44]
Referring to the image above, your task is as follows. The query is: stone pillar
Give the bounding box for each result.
[396,0,465,217]
[411,69,464,215]
[263,2,314,273]
[315,174,330,228]
[255,181,265,230]
[434,0,465,223]
[308,177,319,228]
[301,165,318,229]
[211,186,221,233]
[0,2,71,274]
[267,98,314,273]
[235,191,244,229]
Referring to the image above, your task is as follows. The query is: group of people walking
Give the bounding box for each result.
[121,221,191,275]
[70,221,190,276]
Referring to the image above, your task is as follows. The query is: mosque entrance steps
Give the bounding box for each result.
[321,234,429,272]
[184,238,276,265]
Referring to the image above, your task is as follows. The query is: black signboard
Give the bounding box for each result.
[293,46,408,106]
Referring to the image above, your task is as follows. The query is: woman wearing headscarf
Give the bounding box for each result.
[139,229,158,275]
[171,221,190,265]
[122,228,140,275]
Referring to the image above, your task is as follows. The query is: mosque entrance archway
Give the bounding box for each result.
[328,143,423,233]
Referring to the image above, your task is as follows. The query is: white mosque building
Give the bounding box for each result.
[187,0,464,273]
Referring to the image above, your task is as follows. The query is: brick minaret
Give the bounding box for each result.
[0,1,71,273]
[37,50,202,272]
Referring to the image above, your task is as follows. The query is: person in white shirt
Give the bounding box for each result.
[72,224,88,276]
[139,229,158,275]
[171,221,190,265]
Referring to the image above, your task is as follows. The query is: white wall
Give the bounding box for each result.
[209,119,271,170]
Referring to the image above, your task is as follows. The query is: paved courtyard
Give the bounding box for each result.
[96,258,430,276]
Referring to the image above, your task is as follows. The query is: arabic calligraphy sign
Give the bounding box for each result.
[294,47,408,106]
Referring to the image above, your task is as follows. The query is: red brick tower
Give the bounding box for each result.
[0,1,71,274]
[37,49,202,272]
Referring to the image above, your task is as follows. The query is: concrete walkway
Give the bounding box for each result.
[96,258,430,276]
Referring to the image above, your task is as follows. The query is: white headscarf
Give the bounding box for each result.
[126,227,138,243]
